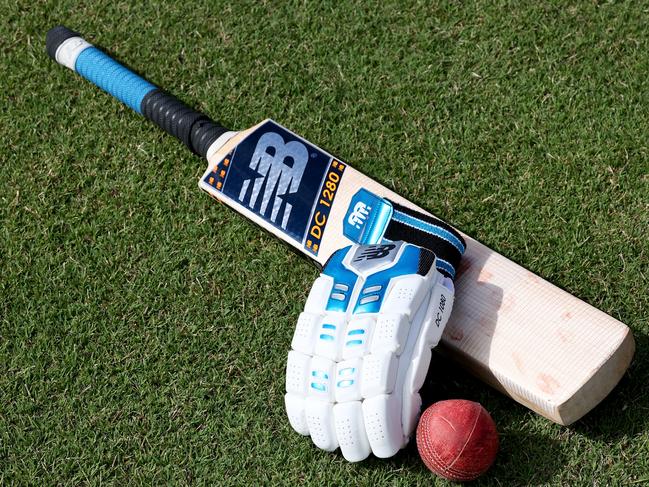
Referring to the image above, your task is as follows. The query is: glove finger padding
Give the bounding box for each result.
[285,241,455,462]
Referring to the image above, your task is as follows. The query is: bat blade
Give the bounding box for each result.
[200,119,634,425]
[444,239,634,425]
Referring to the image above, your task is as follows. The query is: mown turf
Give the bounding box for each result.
[1,1,647,485]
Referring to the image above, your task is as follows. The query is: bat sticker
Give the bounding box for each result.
[203,120,344,255]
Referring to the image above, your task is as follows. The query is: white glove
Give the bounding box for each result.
[284,241,455,462]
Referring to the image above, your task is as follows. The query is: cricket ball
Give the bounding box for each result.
[416,399,498,482]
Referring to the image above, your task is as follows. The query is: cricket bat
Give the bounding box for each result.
[46,26,634,425]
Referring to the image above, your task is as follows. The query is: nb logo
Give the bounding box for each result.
[347,201,371,229]
[238,132,308,229]
[353,244,396,262]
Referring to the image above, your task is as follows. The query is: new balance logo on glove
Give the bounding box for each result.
[353,244,396,263]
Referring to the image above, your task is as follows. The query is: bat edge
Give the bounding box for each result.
[553,327,635,425]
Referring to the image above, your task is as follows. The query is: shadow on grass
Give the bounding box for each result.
[388,328,646,483]
[354,385,567,485]
[338,354,566,484]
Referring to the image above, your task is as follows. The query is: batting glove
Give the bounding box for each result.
[284,241,454,461]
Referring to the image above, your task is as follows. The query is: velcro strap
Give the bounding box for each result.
[384,201,465,279]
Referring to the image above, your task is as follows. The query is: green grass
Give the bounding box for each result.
[1,1,648,485]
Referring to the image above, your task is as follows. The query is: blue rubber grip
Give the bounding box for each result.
[47,26,230,157]
[74,47,156,113]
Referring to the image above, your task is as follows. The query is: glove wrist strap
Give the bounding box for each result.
[384,200,465,279]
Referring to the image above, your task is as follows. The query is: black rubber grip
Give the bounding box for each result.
[46,25,80,60]
[191,117,231,159]
[141,89,228,158]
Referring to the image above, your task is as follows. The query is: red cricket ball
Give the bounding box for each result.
[416,399,499,482]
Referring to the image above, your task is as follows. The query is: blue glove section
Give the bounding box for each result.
[321,246,358,313]
[74,47,156,113]
[323,243,426,315]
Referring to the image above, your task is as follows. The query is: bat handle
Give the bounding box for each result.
[46,25,232,159]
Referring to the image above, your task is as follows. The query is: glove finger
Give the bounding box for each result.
[341,316,373,360]
[361,352,398,398]
[334,401,371,462]
[285,351,312,435]
[285,393,309,436]
[402,346,431,435]
[362,393,403,458]
[313,312,346,361]
[305,398,338,451]
[334,358,362,403]
[305,356,337,450]
[371,313,410,355]
[291,311,319,355]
